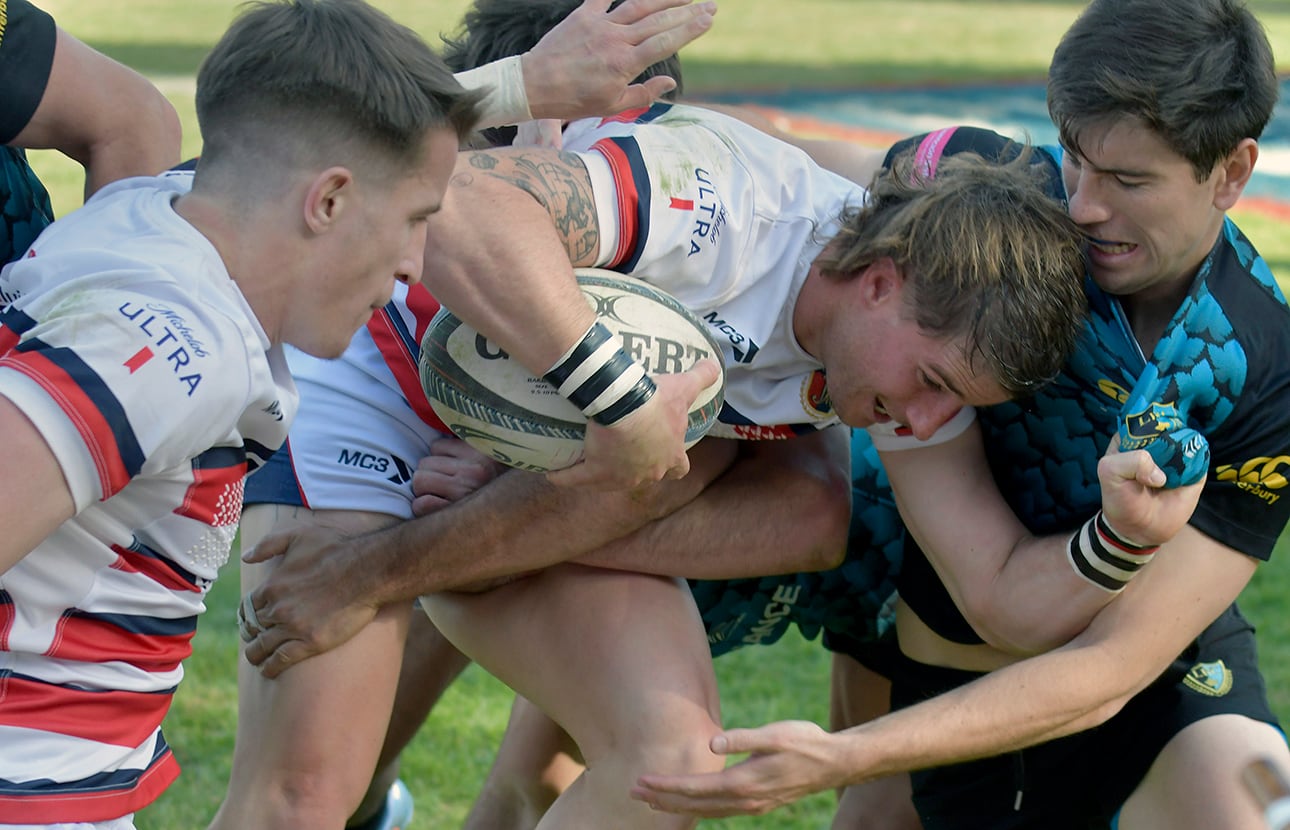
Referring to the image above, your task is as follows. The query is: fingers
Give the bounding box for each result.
[410,493,452,517]
[626,2,717,61]
[238,595,327,677]
[547,359,720,488]
[679,357,722,396]
[608,77,680,113]
[607,0,719,43]
[240,530,288,564]
[248,638,313,680]
[629,768,773,818]
[237,591,262,642]
[1101,448,1167,488]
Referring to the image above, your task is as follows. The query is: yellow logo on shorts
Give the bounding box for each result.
[1183,660,1233,697]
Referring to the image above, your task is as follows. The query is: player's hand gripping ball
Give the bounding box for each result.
[419,268,726,472]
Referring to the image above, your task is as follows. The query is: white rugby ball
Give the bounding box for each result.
[419,268,726,472]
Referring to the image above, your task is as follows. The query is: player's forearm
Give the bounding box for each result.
[360,460,721,602]
[959,446,1201,654]
[828,636,1148,787]
[578,430,851,578]
[880,426,1117,654]
[976,535,1122,653]
[857,550,1247,781]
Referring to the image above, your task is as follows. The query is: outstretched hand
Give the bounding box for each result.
[547,358,720,489]
[1097,435,1205,547]
[523,0,716,120]
[631,720,847,817]
[237,525,380,678]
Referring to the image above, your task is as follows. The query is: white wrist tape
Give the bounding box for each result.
[544,322,656,426]
[1066,510,1159,592]
[455,55,532,129]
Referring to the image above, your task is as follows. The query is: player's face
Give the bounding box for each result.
[295,129,459,358]
[822,274,1008,439]
[1061,118,1228,301]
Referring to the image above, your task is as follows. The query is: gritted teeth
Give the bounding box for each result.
[1090,239,1134,254]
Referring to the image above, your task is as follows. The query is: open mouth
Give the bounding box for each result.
[1089,238,1135,255]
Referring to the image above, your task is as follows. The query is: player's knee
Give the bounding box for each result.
[629,707,725,776]
[253,764,372,829]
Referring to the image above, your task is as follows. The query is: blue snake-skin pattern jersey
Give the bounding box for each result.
[694,126,1290,652]
[0,0,57,264]
[0,146,53,265]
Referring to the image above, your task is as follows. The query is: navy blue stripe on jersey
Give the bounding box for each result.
[13,336,148,480]
[717,400,818,437]
[378,301,421,360]
[119,537,203,591]
[243,437,278,473]
[244,441,307,507]
[0,732,171,797]
[635,102,673,124]
[193,444,246,472]
[63,609,197,640]
[0,303,36,335]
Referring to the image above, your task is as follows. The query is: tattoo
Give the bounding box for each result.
[463,149,600,264]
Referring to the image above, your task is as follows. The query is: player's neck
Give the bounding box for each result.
[1120,264,1203,357]
[791,262,831,360]
[172,192,289,343]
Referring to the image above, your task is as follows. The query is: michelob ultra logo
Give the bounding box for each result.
[1216,456,1289,504]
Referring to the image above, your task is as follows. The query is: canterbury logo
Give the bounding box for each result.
[1216,456,1289,505]
[1183,660,1233,697]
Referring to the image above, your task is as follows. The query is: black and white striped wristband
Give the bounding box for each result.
[544,322,657,426]
[1066,510,1159,592]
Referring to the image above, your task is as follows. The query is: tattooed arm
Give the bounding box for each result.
[422,148,604,369]
[421,147,718,488]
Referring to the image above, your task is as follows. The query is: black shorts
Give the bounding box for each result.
[847,605,1280,829]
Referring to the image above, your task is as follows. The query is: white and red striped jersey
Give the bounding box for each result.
[251,283,454,517]
[561,102,864,439]
[0,172,296,823]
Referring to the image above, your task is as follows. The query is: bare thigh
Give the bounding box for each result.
[1120,714,1289,830]
[208,506,411,830]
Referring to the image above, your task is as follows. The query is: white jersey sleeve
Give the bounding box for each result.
[0,284,264,509]
[562,104,864,437]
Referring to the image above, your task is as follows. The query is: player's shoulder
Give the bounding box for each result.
[1208,218,1290,309]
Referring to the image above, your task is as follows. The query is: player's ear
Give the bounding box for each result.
[302,166,354,234]
[1213,138,1257,212]
[857,257,903,308]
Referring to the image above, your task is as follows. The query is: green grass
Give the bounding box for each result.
[145,569,841,829]
[23,1,1290,828]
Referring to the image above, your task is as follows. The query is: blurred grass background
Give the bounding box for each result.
[25,2,1290,827]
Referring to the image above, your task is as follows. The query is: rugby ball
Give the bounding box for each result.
[418,268,726,472]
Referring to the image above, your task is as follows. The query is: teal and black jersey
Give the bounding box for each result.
[695,125,1290,652]
[895,130,1290,643]
[0,0,57,264]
